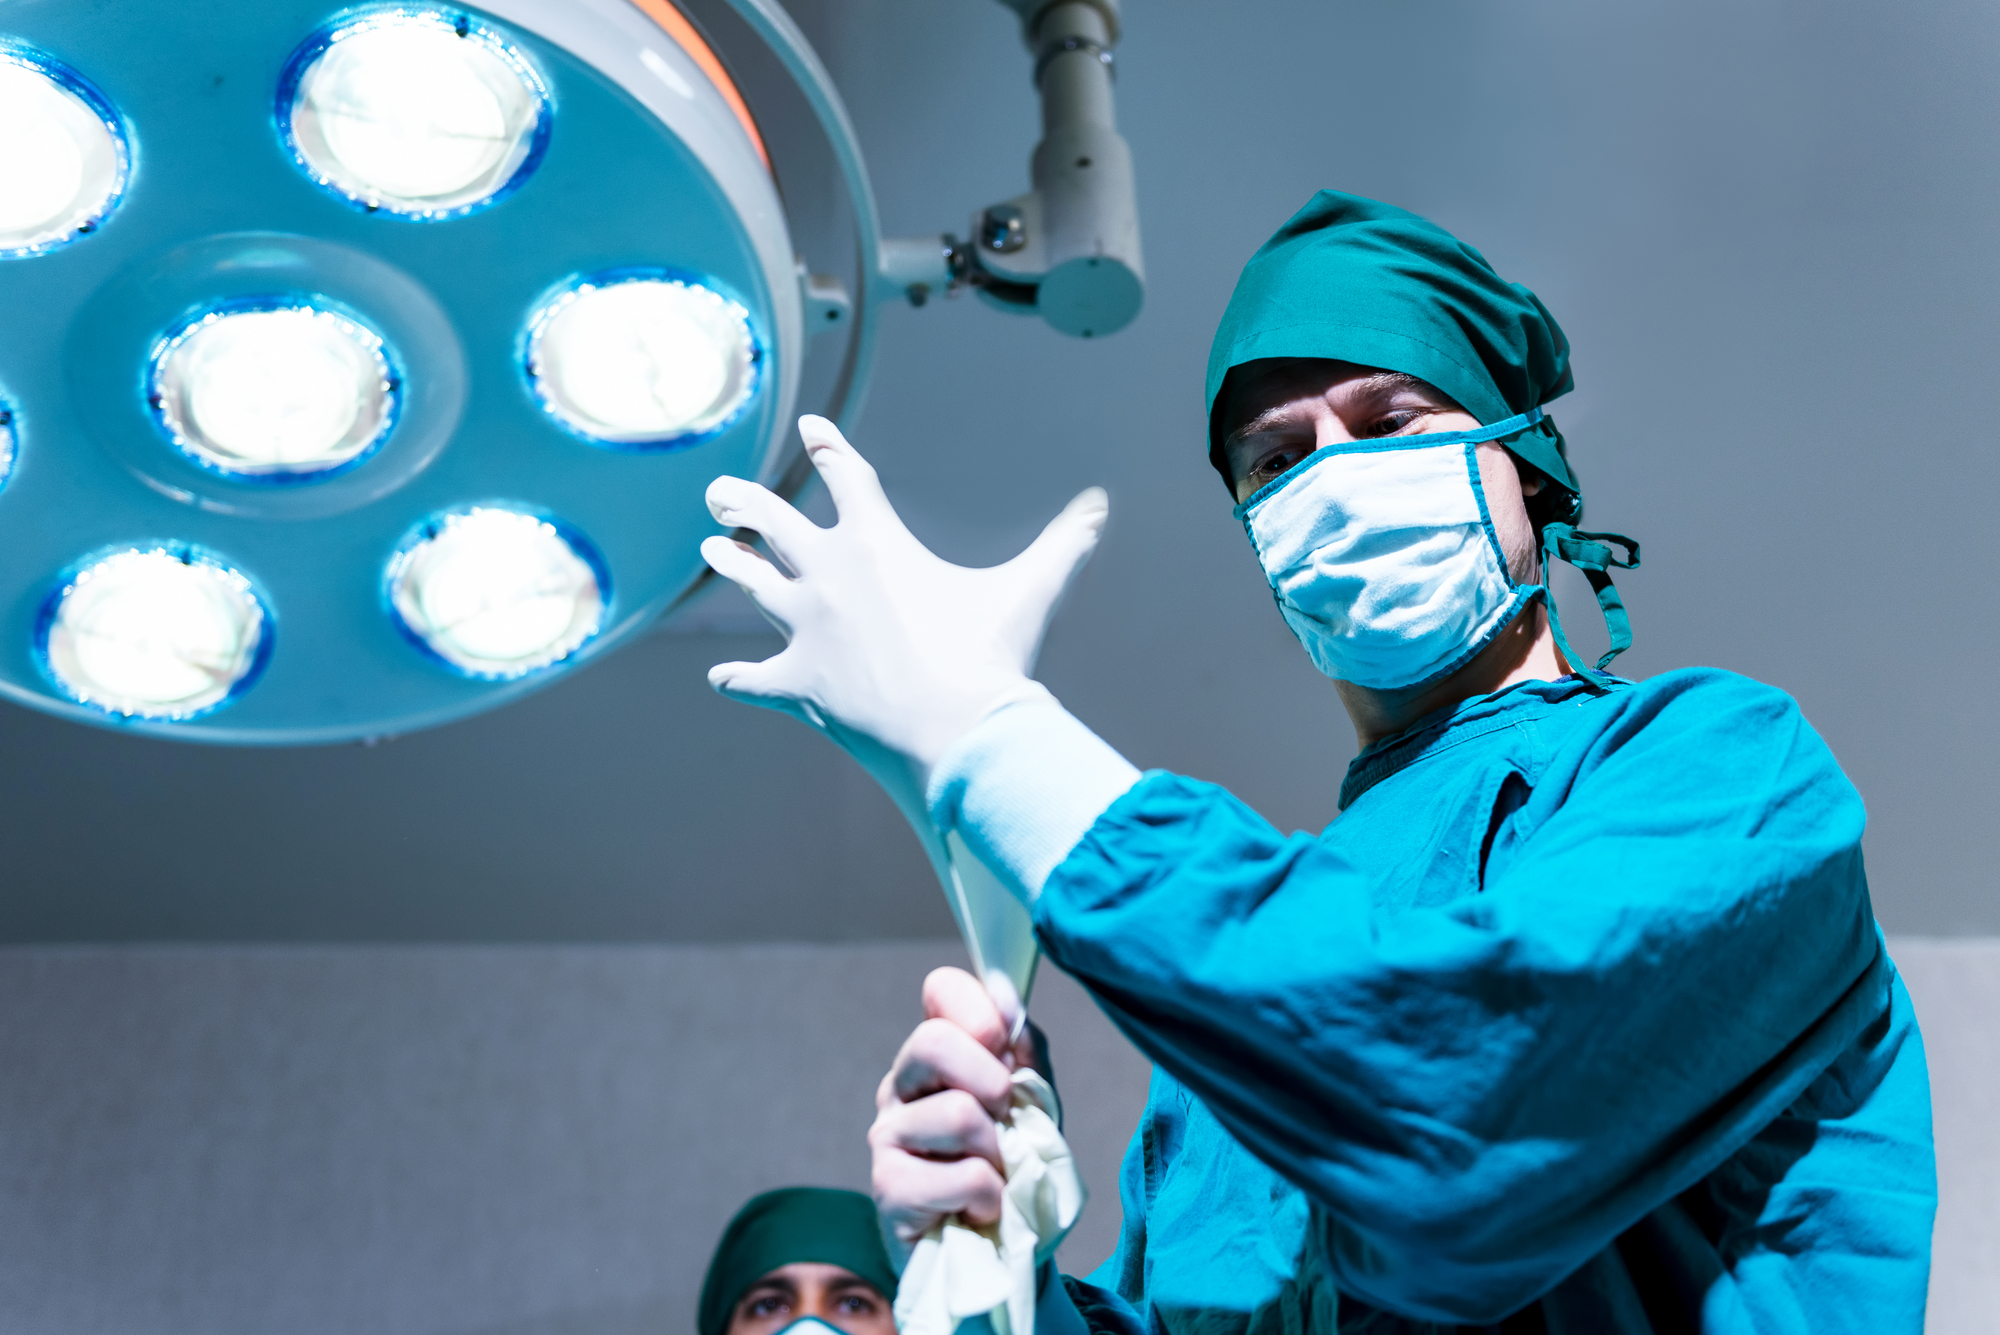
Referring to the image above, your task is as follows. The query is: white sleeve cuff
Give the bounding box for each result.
[926,697,1141,903]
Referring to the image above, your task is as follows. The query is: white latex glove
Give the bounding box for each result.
[700,415,1109,819]
[891,1068,1084,1335]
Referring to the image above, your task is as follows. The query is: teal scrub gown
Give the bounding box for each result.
[1034,669,1935,1333]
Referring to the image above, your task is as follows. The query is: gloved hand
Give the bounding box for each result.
[893,1065,1082,1335]
[873,969,1083,1335]
[700,415,1109,820]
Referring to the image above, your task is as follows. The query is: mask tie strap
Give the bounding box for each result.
[1538,523,1641,683]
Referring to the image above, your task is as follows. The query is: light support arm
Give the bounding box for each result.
[875,0,1144,338]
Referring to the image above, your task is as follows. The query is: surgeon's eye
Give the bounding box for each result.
[834,1295,880,1315]
[1250,444,1313,483]
[745,1297,792,1319]
[1363,409,1429,438]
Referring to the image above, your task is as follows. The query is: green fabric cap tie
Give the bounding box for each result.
[697,1188,899,1335]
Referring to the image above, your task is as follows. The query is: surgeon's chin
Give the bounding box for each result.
[1333,604,1567,750]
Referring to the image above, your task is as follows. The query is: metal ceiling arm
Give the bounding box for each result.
[721,0,1143,359]
[880,0,1143,339]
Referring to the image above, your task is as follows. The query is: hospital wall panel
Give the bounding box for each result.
[0,940,1988,1335]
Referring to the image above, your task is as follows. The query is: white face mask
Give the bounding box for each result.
[773,1320,847,1335]
[1236,409,1548,692]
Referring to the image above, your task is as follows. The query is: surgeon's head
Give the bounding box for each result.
[1206,191,1634,740]
[1204,189,1581,517]
[698,1188,898,1335]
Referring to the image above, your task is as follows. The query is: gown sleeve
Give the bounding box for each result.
[948,671,1892,1323]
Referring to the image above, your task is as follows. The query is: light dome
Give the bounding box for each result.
[527,273,760,447]
[39,548,270,719]
[0,48,128,256]
[150,302,399,480]
[388,507,606,679]
[280,11,550,218]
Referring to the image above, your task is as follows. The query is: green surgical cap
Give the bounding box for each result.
[696,1188,898,1335]
[1204,189,1579,509]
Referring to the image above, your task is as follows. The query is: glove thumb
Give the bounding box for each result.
[992,486,1108,666]
[707,650,822,729]
[1007,486,1107,599]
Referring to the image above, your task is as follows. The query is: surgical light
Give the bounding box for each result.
[0,0,1142,744]
[150,303,399,480]
[0,47,127,257]
[280,12,550,218]
[38,548,270,719]
[387,507,605,678]
[526,273,759,447]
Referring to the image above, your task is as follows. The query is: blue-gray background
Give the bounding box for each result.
[1,2,1997,1333]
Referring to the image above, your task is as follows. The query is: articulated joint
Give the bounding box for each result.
[1033,36,1112,87]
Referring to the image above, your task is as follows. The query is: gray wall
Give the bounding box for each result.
[0,940,1991,1335]
[0,943,1154,1335]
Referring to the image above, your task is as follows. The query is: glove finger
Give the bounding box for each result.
[797,414,897,527]
[705,476,820,575]
[922,966,1013,1059]
[1001,485,1108,604]
[871,1145,1006,1230]
[706,652,820,727]
[989,487,1108,666]
[874,1089,1006,1167]
[699,535,801,628]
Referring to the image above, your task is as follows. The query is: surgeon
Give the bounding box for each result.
[698,1187,899,1335]
[697,192,1938,1332]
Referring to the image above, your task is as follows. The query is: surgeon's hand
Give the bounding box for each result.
[869,967,1041,1267]
[701,416,1108,818]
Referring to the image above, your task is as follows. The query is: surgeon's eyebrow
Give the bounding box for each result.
[1348,371,1458,408]
[741,1279,800,1302]
[1225,371,1453,443]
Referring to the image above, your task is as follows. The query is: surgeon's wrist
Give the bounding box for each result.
[927,696,1141,903]
[907,679,1056,776]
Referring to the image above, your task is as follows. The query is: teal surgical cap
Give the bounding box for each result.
[1204,189,1580,517]
[697,1188,898,1335]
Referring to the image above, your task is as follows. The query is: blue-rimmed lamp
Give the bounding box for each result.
[0,0,1139,744]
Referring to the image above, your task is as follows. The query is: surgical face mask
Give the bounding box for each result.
[1235,409,1550,692]
[772,1319,849,1335]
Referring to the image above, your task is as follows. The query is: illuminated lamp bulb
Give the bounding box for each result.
[285,13,547,215]
[527,275,758,445]
[150,305,396,479]
[151,305,397,478]
[389,508,605,678]
[0,53,126,255]
[41,549,269,718]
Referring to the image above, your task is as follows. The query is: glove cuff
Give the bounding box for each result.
[927,697,1140,903]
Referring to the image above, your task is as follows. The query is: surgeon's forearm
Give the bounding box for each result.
[926,698,1141,904]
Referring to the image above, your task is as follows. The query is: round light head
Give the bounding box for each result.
[39,548,271,719]
[281,10,550,218]
[150,302,399,480]
[0,48,128,257]
[526,273,760,447]
[388,508,607,679]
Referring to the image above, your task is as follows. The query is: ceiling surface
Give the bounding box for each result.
[3,0,1997,940]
